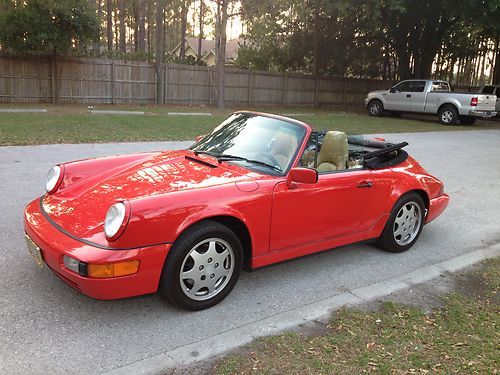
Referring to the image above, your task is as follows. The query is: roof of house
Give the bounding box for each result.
[174,37,242,60]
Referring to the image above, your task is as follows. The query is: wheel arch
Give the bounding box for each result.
[368,97,384,108]
[437,102,458,115]
[409,189,429,210]
[172,215,253,270]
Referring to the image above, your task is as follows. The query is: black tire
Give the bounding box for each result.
[367,100,384,117]
[459,115,477,125]
[159,220,243,310]
[438,105,458,125]
[376,192,426,253]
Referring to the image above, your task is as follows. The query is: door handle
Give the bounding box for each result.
[357,181,373,188]
[406,94,411,98]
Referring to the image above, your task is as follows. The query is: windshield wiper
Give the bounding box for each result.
[193,150,218,157]
[193,151,282,173]
[218,154,283,173]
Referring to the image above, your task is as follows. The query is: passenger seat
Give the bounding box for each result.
[316,131,348,172]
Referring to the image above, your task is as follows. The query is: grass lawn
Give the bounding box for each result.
[214,258,499,374]
[0,104,499,146]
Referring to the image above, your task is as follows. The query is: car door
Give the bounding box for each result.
[384,81,413,111]
[408,80,427,112]
[269,169,379,252]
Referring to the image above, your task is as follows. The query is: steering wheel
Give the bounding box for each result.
[255,152,282,170]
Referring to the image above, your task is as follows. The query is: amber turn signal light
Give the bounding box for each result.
[87,260,139,278]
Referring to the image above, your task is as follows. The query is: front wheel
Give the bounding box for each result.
[376,192,425,253]
[438,106,458,125]
[159,220,243,310]
[368,100,384,117]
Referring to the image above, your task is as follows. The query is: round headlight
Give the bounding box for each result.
[45,165,62,193]
[104,202,128,240]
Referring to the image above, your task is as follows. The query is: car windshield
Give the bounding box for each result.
[190,113,306,175]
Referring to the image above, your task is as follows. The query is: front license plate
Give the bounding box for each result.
[25,235,44,269]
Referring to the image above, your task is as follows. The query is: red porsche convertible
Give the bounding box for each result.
[24,112,449,310]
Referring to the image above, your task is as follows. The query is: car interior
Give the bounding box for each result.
[300,130,409,172]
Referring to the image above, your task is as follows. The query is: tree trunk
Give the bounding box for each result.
[216,0,228,109]
[198,0,204,60]
[493,34,500,85]
[119,0,126,53]
[106,0,113,51]
[147,0,153,54]
[179,0,188,62]
[95,0,102,51]
[137,0,146,52]
[156,0,166,104]
[312,4,320,76]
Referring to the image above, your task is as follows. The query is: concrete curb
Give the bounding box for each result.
[103,244,500,375]
[90,110,145,115]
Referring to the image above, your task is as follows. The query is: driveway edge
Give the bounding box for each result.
[103,244,500,375]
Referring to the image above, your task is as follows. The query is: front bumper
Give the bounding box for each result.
[425,194,450,224]
[468,110,497,118]
[24,198,171,300]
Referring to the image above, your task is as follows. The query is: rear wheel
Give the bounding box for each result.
[159,220,243,310]
[368,100,384,117]
[438,106,458,125]
[459,115,477,125]
[376,192,425,253]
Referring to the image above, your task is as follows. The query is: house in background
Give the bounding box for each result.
[172,37,241,66]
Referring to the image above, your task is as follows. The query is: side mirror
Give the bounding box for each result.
[389,88,396,93]
[194,134,207,142]
[287,167,318,189]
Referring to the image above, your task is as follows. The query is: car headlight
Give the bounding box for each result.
[104,202,129,240]
[45,165,63,194]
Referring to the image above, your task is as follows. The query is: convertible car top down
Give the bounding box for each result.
[24,112,449,310]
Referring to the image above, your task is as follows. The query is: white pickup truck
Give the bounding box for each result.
[365,79,497,125]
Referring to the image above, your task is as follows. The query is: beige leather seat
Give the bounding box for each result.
[271,131,297,170]
[316,131,348,172]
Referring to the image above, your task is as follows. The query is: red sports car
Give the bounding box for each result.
[24,112,449,310]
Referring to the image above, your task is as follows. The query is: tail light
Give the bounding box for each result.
[470,97,478,107]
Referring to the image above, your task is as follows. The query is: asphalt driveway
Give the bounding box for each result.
[0,130,499,374]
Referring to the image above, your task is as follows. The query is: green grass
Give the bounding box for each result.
[214,258,500,374]
[0,104,499,145]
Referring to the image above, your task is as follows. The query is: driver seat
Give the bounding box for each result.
[316,131,348,172]
[271,131,297,170]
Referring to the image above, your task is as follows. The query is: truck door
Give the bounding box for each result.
[408,80,427,112]
[384,81,412,112]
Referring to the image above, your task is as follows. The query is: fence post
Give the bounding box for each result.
[110,59,115,104]
[282,72,287,107]
[50,58,56,104]
[341,76,347,108]
[164,64,168,105]
[247,70,253,106]
[314,76,319,106]
[207,67,212,106]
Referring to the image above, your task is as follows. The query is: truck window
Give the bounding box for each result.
[392,81,412,92]
[432,81,449,92]
[411,81,426,92]
[481,86,495,95]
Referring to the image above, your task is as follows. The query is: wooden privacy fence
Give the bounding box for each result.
[0,56,476,106]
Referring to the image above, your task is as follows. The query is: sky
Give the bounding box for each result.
[188,0,244,41]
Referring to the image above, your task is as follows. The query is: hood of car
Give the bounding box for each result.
[41,150,259,238]
[368,90,388,95]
